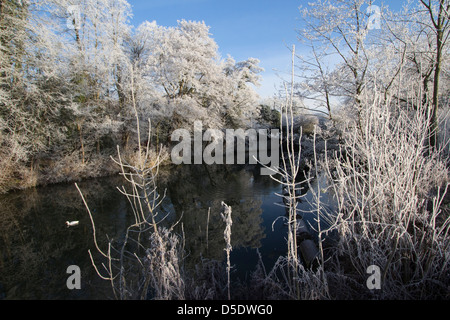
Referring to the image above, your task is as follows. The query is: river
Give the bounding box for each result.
[0,163,332,299]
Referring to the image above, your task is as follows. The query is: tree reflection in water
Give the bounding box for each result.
[0,164,303,299]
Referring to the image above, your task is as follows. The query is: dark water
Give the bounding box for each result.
[0,164,330,300]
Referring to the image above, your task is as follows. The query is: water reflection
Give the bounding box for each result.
[0,176,129,299]
[163,164,284,278]
[0,164,328,299]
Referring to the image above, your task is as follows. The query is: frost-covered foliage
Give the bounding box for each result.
[295,0,450,135]
[268,0,450,300]
[0,1,263,192]
[0,0,57,192]
[138,20,221,100]
[130,19,263,131]
[314,92,449,299]
[295,0,374,118]
[0,0,134,192]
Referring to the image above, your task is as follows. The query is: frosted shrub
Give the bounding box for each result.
[322,94,450,299]
[144,227,185,300]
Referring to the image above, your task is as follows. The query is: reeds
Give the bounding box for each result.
[261,44,449,300]
[261,45,330,300]
[76,66,185,300]
[320,92,450,299]
[267,45,304,298]
[220,201,233,300]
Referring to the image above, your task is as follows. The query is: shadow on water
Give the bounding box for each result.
[0,163,332,299]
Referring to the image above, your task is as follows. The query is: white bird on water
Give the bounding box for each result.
[66,221,79,227]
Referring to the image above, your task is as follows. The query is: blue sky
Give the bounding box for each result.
[126,0,405,98]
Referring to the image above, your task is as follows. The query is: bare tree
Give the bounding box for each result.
[297,0,377,125]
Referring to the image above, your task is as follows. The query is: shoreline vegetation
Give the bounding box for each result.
[0,110,325,194]
[0,144,170,194]
[1,0,450,300]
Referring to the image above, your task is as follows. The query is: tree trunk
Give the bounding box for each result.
[77,122,85,165]
[420,0,449,150]
[430,21,444,149]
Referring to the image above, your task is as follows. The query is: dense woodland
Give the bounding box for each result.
[1,0,450,299]
[0,0,270,193]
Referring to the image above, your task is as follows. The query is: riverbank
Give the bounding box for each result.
[0,115,326,195]
[0,146,173,194]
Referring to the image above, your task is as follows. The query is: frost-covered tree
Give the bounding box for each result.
[0,0,76,189]
[297,0,383,123]
[0,0,32,191]
[418,0,450,148]
[221,56,263,128]
[42,0,131,158]
[0,0,133,192]
[132,19,262,131]
[144,20,222,100]
[362,0,450,148]
[296,0,449,145]
[54,0,132,108]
